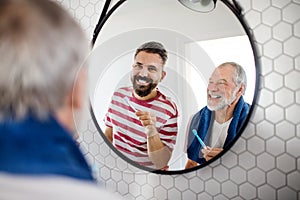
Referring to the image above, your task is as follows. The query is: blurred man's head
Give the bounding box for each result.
[207,62,247,111]
[131,41,167,98]
[0,0,89,132]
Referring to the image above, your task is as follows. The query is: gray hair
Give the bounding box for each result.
[219,62,247,93]
[0,0,89,120]
[134,41,168,65]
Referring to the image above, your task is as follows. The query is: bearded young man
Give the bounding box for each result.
[104,41,178,170]
[185,62,250,169]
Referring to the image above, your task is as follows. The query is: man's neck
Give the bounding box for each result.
[215,98,240,124]
[215,107,234,124]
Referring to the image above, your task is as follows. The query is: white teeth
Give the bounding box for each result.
[210,95,221,99]
[138,79,147,84]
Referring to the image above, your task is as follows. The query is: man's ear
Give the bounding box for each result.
[160,70,166,82]
[69,69,87,110]
[235,84,245,100]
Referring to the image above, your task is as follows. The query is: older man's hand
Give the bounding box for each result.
[201,146,223,161]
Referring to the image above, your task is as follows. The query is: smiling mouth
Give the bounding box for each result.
[209,94,222,99]
[136,76,151,86]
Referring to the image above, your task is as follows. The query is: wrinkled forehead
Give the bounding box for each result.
[210,65,236,82]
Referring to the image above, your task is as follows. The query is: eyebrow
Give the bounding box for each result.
[135,62,158,69]
[209,78,228,83]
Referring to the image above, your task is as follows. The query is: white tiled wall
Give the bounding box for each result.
[57,0,300,199]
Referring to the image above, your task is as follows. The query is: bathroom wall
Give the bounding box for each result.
[57,0,300,199]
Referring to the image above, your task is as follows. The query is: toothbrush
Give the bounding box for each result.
[192,129,207,148]
[124,97,137,112]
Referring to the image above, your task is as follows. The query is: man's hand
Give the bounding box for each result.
[201,146,223,161]
[136,111,158,137]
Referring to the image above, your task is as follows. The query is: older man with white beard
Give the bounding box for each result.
[185,62,250,169]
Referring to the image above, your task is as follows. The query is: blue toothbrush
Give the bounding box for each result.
[192,129,207,148]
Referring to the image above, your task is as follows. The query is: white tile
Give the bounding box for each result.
[221,180,238,198]
[260,57,273,76]
[276,154,296,173]
[174,176,189,191]
[265,104,284,123]
[221,151,238,169]
[244,10,261,28]
[264,72,283,91]
[248,168,266,186]
[262,6,281,26]
[275,121,296,140]
[70,0,79,9]
[79,0,89,7]
[212,165,229,183]
[258,88,274,107]
[182,190,197,200]
[294,20,300,37]
[266,136,285,156]
[239,183,257,199]
[205,179,220,196]
[160,175,174,189]
[277,187,298,199]
[286,104,300,124]
[189,177,204,193]
[89,142,100,155]
[263,40,283,59]
[83,130,94,144]
[282,3,300,23]
[285,71,300,90]
[154,187,167,200]
[85,3,95,18]
[230,166,247,184]
[117,180,129,195]
[274,22,293,41]
[267,169,286,188]
[257,152,275,171]
[254,24,272,44]
[284,37,300,57]
[286,137,300,157]
[129,182,141,198]
[247,136,265,155]
[141,184,154,199]
[252,0,271,11]
[238,152,256,170]
[271,0,292,8]
[257,185,276,200]
[111,167,122,182]
[274,54,293,74]
[275,88,294,107]
[167,188,181,200]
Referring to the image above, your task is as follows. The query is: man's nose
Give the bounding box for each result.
[139,67,148,77]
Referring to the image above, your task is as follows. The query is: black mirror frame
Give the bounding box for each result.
[89,0,261,174]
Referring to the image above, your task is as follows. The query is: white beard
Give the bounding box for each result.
[207,87,239,111]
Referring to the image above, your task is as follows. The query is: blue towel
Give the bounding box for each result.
[0,114,94,181]
[187,96,250,164]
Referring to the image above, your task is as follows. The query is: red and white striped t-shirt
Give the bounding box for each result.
[104,87,178,169]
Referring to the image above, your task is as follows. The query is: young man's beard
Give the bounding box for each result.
[132,75,158,97]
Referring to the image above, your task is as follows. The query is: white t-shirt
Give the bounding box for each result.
[209,118,232,148]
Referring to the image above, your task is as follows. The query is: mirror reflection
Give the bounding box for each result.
[89,0,256,172]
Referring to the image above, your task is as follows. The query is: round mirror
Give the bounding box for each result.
[88,0,259,173]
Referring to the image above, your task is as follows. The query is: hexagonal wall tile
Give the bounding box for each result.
[262,6,281,26]
[282,3,300,23]
[273,22,293,41]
